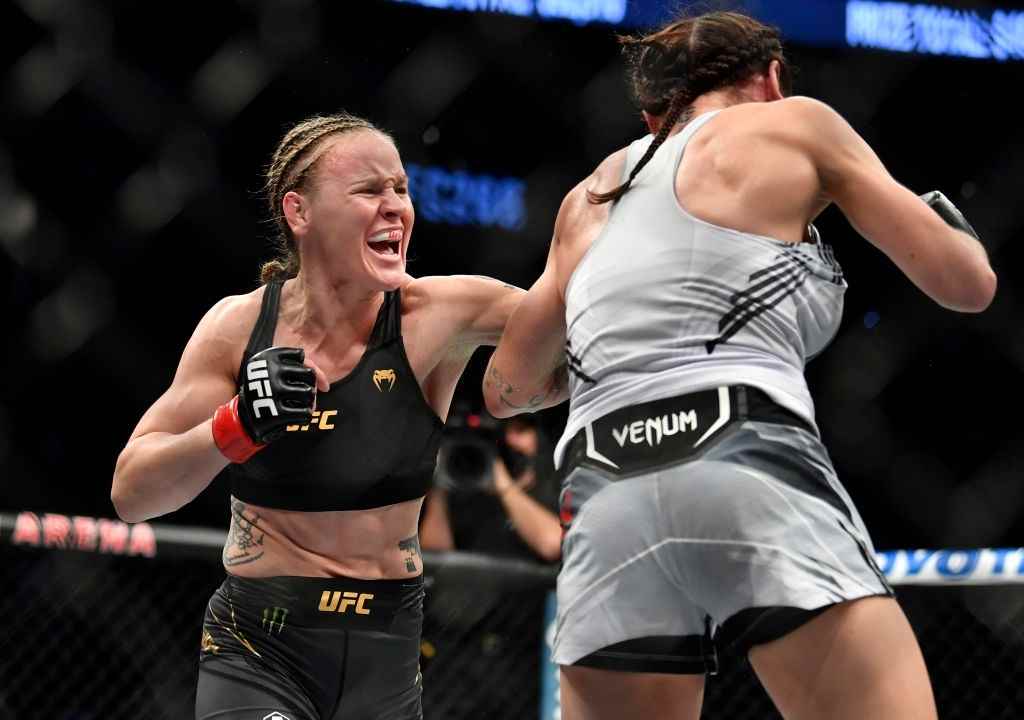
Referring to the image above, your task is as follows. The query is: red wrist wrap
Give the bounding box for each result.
[212,396,265,463]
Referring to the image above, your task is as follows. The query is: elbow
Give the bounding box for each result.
[110,485,137,523]
[483,387,515,420]
[947,266,997,313]
[969,266,997,312]
[111,454,145,524]
[538,535,563,564]
[110,479,142,524]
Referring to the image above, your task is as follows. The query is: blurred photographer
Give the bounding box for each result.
[420,413,561,563]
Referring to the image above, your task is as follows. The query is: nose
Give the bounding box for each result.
[379,188,407,219]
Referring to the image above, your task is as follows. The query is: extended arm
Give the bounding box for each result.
[790,97,995,312]
[482,254,568,418]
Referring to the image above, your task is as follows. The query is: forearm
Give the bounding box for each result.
[419,490,455,551]
[498,484,562,562]
[484,360,569,419]
[482,263,569,418]
[111,419,229,523]
[933,227,996,312]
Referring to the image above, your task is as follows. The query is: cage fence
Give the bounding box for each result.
[2,512,1023,720]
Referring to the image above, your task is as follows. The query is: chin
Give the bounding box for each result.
[368,264,406,291]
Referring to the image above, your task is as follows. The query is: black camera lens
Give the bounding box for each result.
[436,430,496,492]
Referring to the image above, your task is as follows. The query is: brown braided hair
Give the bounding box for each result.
[589,11,792,204]
[260,112,391,284]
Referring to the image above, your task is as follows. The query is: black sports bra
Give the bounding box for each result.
[227,281,444,511]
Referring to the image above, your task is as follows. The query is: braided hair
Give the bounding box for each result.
[260,113,391,284]
[589,12,792,204]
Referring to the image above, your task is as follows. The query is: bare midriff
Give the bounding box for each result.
[221,495,425,580]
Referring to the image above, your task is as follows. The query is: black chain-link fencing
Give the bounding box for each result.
[3,530,1024,719]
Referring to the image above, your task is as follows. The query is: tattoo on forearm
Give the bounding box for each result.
[223,498,266,566]
[487,364,567,411]
[398,534,421,573]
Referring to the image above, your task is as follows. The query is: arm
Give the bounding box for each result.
[789,97,995,312]
[111,296,329,523]
[111,298,241,523]
[492,461,562,563]
[483,238,569,418]
[419,488,456,552]
[446,274,526,347]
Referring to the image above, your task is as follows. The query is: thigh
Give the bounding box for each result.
[748,596,937,720]
[561,665,704,720]
[196,656,316,720]
[331,628,423,720]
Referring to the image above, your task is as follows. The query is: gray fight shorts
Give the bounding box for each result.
[553,390,891,674]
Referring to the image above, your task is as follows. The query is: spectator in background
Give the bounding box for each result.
[418,414,561,720]
[421,415,562,563]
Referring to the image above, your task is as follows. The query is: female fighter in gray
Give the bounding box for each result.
[483,10,994,720]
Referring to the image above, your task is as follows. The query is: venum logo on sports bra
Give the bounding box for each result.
[611,410,698,448]
[285,409,338,432]
[373,368,396,392]
[318,591,374,615]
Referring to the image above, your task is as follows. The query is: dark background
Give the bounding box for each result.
[2,0,1022,553]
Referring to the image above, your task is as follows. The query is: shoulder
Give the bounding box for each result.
[586,147,630,198]
[748,96,840,125]
[757,96,854,143]
[557,147,630,230]
[200,287,263,338]
[184,287,265,374]
[403,274,524,347]
[402,274,522,310]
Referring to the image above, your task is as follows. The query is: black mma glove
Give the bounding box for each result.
[212,346,317,463]
[919,190,980,240]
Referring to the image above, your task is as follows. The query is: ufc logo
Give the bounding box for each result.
[286,409,338,433]
[318,590,374,615]
[246,359,278,419]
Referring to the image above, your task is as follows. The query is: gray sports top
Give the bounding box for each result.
[555,110,846,467]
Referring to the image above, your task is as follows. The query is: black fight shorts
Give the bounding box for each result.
[195,574,424,720]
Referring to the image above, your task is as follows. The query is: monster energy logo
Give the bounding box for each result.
[261,606,288,634]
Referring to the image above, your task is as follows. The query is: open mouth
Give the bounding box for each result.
[368,229,402,257]
[368,240,400,256]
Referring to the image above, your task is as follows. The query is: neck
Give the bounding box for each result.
[664,86,754,136]
[282,268,384,346]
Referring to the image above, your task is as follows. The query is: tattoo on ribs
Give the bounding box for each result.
[223,498,266,566]
[398,535,421,573]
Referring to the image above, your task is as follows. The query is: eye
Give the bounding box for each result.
[395,185,409,195]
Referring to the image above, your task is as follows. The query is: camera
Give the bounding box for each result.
[435,412,533,493]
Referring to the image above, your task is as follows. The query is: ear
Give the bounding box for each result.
[766,59,785,101]
[282,190,310,236]
[641,110,661,135]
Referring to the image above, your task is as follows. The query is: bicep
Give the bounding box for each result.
[465,279,526,347]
